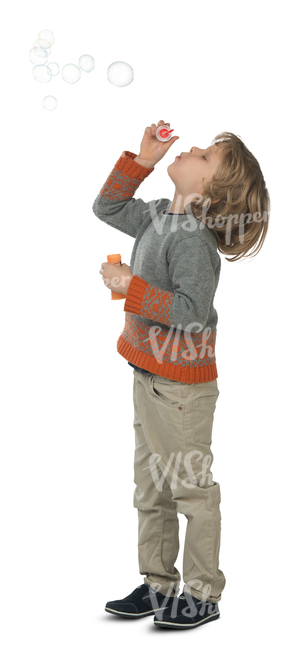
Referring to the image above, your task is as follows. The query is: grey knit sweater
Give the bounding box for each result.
[92,150,221,383]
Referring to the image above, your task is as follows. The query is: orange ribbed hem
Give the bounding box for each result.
[117,335,218,384]
[124,275,148,315]
[115,151,155,181]
[98,152,154,201]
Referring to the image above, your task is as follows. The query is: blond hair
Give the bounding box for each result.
[185,132,271,262]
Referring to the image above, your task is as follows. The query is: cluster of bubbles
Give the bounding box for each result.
[29,29,134,111]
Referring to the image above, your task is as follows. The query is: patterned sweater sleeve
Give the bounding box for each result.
[124,234,217,332]
[92,151,155,238]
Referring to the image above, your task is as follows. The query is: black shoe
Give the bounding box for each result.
[105,583,176,619]
[153,591,220,629]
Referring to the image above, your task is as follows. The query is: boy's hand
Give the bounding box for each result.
[135,120,179,168]
[99,262,133,296]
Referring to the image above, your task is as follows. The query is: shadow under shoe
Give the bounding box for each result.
[105,583,175,618]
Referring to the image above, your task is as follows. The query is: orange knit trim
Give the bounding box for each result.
[117,336,218,384]
[99,151,154,198]
[124,275,149,315]
[124,275,174,327]
[118,151,155,180]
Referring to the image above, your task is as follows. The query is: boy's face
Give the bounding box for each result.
[167,144,223,210]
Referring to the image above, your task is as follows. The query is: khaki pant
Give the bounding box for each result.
[132,369,226,603]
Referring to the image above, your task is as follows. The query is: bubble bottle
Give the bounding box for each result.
[156,124,174,142]
[107,254,125,300]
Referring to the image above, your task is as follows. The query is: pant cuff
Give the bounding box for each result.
[183,584,222,603]
[144,578,180,597]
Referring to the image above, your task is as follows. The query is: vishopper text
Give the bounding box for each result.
[143,197,269,244]
[148,581,216,619]
[143,322,214,364]
[144,449,214,491]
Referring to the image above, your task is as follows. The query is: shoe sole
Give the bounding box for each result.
[105,606,171,619]
[154,612,220,629]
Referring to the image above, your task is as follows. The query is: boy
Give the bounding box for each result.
[93,120,270,629]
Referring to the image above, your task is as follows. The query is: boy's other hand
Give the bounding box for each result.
[99,262,133,296]
[135,120,179,168]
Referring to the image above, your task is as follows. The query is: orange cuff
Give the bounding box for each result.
[124,275,149,315]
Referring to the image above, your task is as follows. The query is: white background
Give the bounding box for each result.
[1,1,294,647]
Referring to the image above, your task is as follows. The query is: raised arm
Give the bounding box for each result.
[92,151,155,238]
[92,120,179,238]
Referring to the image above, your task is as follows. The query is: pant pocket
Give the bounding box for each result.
[149,376,184,409]
[193,393,219,444]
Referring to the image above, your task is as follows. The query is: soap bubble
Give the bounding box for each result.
[33,39,51,56]
[29,46,48,65]
[33,38,51,51]
[38,29,55,47]
[79,54,95,72]
[47,62,60,76]
[62,63,81,84]
[32,64,52,83]
[43,95,57,111]
[107,61,134,87]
